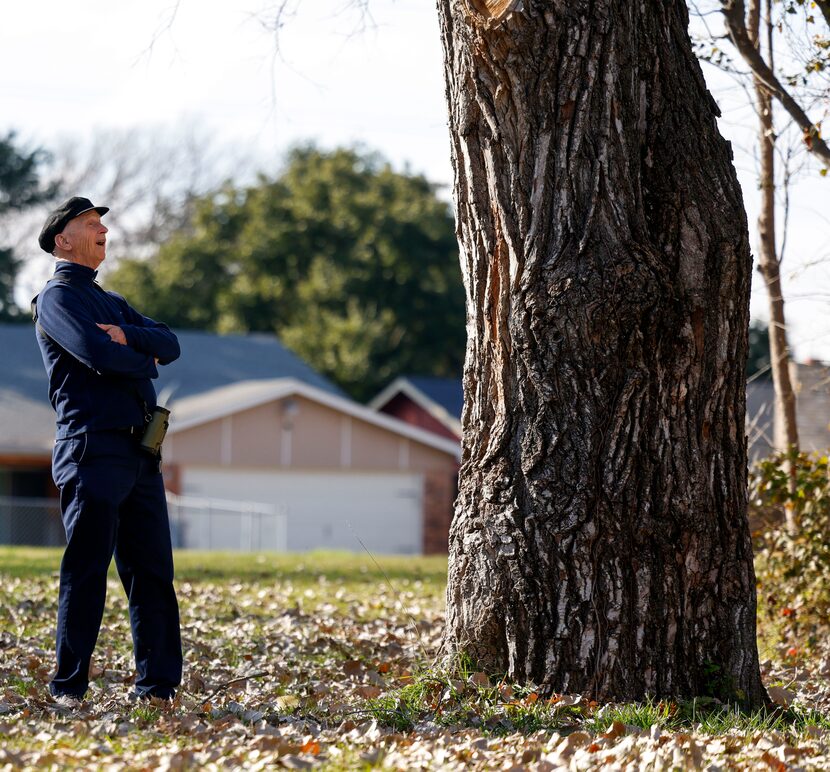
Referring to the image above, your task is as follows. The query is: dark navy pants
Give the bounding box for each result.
[50,431,182,699]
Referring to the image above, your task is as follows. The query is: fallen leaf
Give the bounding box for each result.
[469,672,491,688]
[275,695,300,710]
[767,685,796,707]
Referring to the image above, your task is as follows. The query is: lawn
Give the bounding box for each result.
[1,548,829,769]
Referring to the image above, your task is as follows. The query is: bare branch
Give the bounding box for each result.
[257,0,373,54]
[135,0,184,63]
[815,0,830,29]
[778,144,793,266]
[721,0,830,168]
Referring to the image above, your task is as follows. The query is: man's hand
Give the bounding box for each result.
[97,323,127,346]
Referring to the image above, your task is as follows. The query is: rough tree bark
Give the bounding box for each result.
[439,0,766,707]
[747,0,800,532]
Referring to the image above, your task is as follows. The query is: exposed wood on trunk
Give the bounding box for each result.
[439,0,766,708]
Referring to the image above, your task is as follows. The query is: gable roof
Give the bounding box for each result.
[0,324,57,455]
[169,377,461,458]
[368,376,463,437]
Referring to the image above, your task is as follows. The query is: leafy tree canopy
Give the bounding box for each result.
[0,132,55,321]
[109,146,465,400]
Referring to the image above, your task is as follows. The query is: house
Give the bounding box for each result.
[0,325,459,554]
[164,378,459,554]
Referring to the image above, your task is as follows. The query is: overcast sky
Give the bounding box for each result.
[3,1,829,360]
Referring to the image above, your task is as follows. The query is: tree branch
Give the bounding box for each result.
[721,0,830,168]
[815,0,830,29]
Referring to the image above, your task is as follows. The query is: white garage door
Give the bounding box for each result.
[180,468,424,554]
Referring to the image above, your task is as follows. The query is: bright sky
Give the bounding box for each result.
[3,1,829,360]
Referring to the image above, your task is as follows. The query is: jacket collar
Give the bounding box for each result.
[53,261,98,283]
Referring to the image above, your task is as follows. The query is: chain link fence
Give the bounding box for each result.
[0,494,287,551]
[0,496,64,547]
[166,494,287,551]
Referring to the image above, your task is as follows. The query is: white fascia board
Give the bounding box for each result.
[169,378,461,459]
[169,380,296,433]
[367,376,411,410]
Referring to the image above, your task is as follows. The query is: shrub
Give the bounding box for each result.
[750,449,830,654]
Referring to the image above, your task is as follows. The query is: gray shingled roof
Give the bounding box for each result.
[0,324,342,455]
[404,376,464,421]
[746,379,776,461]
[154,330,343,402]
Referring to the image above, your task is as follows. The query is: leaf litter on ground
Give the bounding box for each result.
[0,548,829,769]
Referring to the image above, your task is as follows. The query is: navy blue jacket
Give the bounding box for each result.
[35,262,180,439]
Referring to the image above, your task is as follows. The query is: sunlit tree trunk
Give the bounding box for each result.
[439,0,766,707]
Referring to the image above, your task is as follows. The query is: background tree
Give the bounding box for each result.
[721,0,830,168]
[694,0,830,529]
[2,125,249,312]
[747,319,773,378]
[49,126,247,259]
[0,132,55,321]
[108,146,465,400]
[438,0,765,707]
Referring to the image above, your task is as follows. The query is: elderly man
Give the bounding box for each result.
[33,197,182,705]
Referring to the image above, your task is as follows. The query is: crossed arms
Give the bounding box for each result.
[37,284,180,379]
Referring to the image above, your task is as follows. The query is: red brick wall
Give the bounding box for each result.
[423,468,459,554]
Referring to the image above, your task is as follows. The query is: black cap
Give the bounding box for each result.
[38,197,109,253]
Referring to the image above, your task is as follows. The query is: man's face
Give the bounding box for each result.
[56,211,108,267]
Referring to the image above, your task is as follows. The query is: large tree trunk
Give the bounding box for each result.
[439,0,766,707]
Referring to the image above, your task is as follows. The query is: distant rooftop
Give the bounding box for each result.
[155,330,342,402]
[402,376,464,421]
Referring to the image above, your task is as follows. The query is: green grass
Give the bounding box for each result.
[369,670,830,739]
[589,697,830,737]
[0,546,447,583]
[129,704,162,724]
[3,545,830,769]
[367,657,588,734]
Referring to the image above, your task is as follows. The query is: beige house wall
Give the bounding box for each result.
[288,398,342,468]
[407,441,458,473]
[349,419,408,470]
[230,405,282,466]
[166,421,222,466]
[167,394,458,477]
